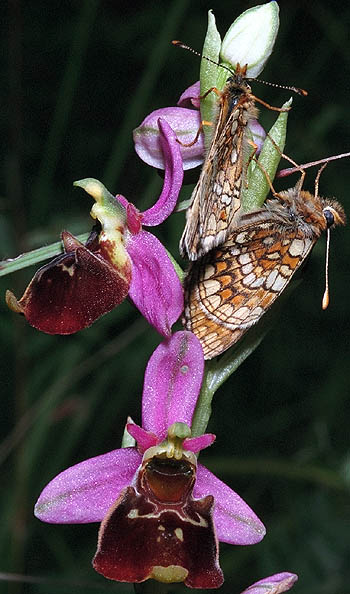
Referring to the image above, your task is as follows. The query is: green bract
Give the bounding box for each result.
[242,98,292,211]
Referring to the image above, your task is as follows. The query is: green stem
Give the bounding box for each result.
[191,327,267,437]
[0,233,89,277]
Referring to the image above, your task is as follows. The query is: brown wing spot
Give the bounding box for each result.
[232,293,246,307]
[216,260,228,273]
[261,291,275,309]
[218,275,233,287]
[220,288,233,301]
[282,252,300,269]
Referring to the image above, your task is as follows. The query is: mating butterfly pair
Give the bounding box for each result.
[179,64,346,360]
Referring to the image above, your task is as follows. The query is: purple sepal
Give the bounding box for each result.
[142,331,204,439]
[133,107,204,170]
[127,230,184,336]
[241,573,298,594]
[248,119,266,154]
[177,82,201,109]
[34,448,141,524]
[194,464,266,545]
[183,433,216,453]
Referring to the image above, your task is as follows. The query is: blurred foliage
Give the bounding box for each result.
[1,1,350,593]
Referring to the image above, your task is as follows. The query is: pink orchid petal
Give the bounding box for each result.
[133,107,204,171]
[142,331,204,439]
[126,203,142,234]
[34,448,141,524]
[183,433,216,453]
[116,194,128,209]
[248,119,266,154]
[126,422,158,452]
[177,81,201,109]
[115,196,143,235]
[241,573,298,594]
[127,230,183,336]
[194,464,266,545]
[141,118,183,226]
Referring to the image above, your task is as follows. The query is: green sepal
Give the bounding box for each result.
[200,10,221,144]
[121,417,137,448]
[241,97,292,211]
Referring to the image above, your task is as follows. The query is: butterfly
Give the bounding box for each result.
[182,175,346,359]
[179,63,259,261]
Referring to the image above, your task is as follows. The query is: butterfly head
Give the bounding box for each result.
[322,201,346,229]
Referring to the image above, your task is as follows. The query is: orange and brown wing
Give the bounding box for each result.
[180,93,256,261]
[183,224,314,359]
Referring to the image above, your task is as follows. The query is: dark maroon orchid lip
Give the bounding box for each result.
[93,446,223,589]
[7,118,184,337]
[6,230,132,335]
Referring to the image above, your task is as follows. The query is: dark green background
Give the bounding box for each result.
[1,1,349,593]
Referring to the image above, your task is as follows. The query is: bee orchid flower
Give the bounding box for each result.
[34,331,266,588]
[6,118,184,337]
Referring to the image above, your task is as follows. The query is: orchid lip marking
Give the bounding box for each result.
[126,507,208,528]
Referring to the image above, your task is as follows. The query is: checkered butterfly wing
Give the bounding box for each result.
[183,216,315,360]
[179,70,258,261]
[183,184,346,360]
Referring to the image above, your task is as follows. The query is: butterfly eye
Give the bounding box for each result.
[324,208,335,228]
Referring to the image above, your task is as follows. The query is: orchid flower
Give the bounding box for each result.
[133,83,265,171]
[34,331,265,588]
[133,2,280,171]
[6,118,183,337]
[133,85,205,171]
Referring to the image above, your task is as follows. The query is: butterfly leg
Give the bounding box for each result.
[265,133,306,191]
[251,94,291,112]
[250,156,280,198]
[176,120,213,148]
[314,162,328,200]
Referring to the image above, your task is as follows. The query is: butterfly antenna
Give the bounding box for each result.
[173,40,308,96]
[252,77,308,97]
[322,228,331,310]
[172,40,234,76]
